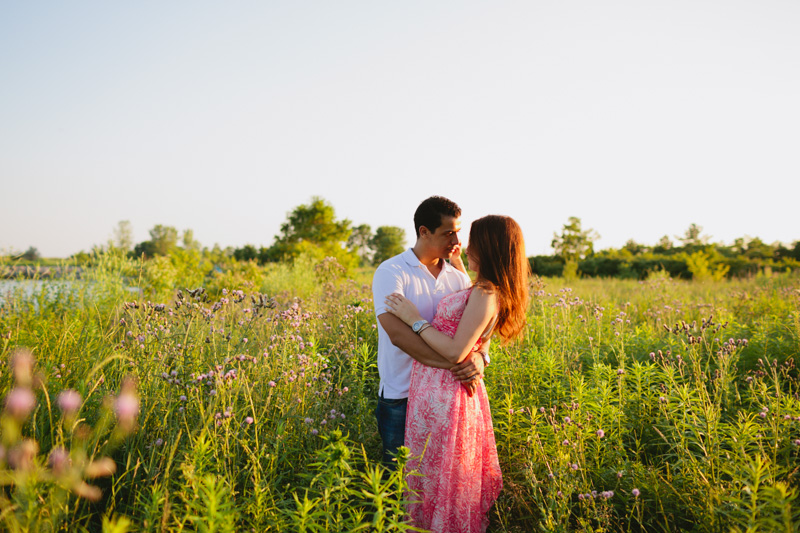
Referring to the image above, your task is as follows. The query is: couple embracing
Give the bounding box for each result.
[372,196,530,533]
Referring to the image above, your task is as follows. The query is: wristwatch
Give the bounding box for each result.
[412,319,430,334]
[478,350,491,366]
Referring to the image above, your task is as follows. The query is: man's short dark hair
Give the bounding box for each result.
[414,196,461,238]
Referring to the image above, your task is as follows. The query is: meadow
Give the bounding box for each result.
[0,253,798,532]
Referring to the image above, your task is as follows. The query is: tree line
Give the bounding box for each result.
[9,197,799,280]
[538,217,800,279]
[72,197,406,270]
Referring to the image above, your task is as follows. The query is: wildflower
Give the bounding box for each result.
[114,379,140,432]
[617,368,625,375]
[578,493,584,501]
[562,439,570,446]
[557,491,563,497]
[179,395,187,402]
[632,488,641,497]
[154,438,164,447]
[311,429,318,435]
[48,447,71,476]
[5,388,36,419]
[617,471,623,479]
[269,381,276,387]
[11,349,34,386]
[304,417,313,424]
[596,429,605,438]
[85,457,117,478]
[571,463,579,470]
[245,416,254,424]
[57,389,82,415]
[564,416,572,424]
[8,439,39,471]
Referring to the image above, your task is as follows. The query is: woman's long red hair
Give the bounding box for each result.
[469,215,530,342]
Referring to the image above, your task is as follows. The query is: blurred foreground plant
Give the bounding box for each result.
[0,348,139,531]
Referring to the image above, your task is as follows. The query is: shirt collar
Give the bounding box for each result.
[401,248,454,273]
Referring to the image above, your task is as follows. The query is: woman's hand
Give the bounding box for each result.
[449,243,467,275]
[384,293,423,327]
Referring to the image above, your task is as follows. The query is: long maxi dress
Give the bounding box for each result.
[404,287,503,533]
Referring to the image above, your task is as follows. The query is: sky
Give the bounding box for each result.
[1,1,799,258]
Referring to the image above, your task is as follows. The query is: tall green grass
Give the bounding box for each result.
[0,253,798,531]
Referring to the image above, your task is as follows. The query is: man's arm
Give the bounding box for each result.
[380,312,486,382]
[378,313,453,369]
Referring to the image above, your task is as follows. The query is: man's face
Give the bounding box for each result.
[427,215,462,260]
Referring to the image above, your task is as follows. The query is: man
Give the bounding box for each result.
[372,196,487,468]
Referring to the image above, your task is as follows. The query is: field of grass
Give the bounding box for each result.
[1,253,799,532]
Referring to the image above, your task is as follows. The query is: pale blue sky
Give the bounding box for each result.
[2,1,799,258]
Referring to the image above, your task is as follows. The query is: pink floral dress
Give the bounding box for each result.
[405,287,502,533]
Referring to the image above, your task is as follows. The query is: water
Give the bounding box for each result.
[0,279,76,302]
[0,279,139,306]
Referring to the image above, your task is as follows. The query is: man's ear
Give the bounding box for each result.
[418,225,431,238]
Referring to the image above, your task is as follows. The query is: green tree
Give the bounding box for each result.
[21,246,40,261]
[371,226,406,265]
[112,220,134,252]
[132,225,179,259]
[743,237,773,260]
[233,245,258,262]
[348,224,374,266]
[623,239,647,256]
[677,223,708,248]
[551,217,598,262]
[266,197,356,267]
[790,241,800,261]
[653,235,674,255]
[275,197,351,247]
[182,229,201,252]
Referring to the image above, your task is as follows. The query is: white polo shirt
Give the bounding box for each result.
[372,248,471,399]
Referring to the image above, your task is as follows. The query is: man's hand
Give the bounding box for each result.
[461,378,479,397]
[450,350,485,383]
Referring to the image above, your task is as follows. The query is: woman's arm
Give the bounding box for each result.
[449,244,468,275]
[385,287,497,365]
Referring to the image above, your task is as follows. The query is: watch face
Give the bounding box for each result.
[412,320,425,332]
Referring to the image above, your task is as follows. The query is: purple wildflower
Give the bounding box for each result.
[57,390,82,415]
[5,388,36,419]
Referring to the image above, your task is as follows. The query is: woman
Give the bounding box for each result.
[384,215,530,533]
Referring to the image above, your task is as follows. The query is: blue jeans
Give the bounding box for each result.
[375,393,408,470]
